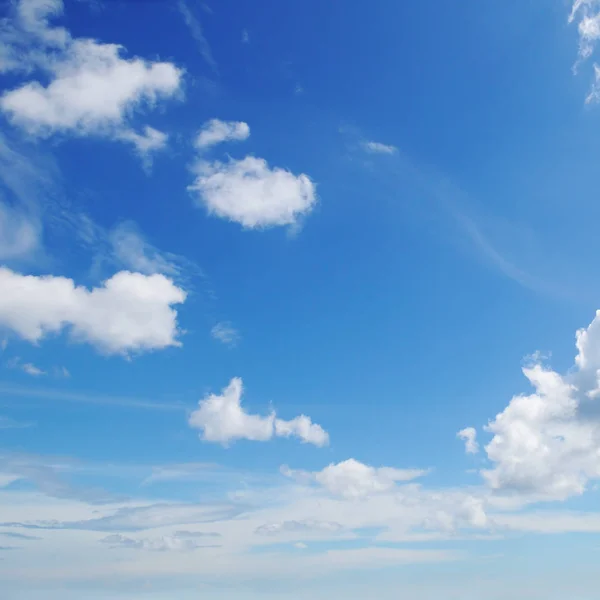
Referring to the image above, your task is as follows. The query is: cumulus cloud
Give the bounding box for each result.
[0,0,182,160]
[195,119,250,150]
[457,427,479,454]
[362,140,397,154]
[0,267,186,356]
[188,377,329,447]
[189,156,316,229]
[283,459,428,499]
[467,309,600,502]
[210,322,240,347]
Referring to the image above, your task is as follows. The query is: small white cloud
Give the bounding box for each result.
[274,415,329,448]
[0,0,183,160]
[294,542,307,549]
[362,140,397,155]
[242,29,250,44]
[0,267,186,356]
[188,377,329,447]
[210,322,240,347]
[21,362,45,376]
[189,155,316,229]
[457,427,479,454]
[255,520,343,536]
[101,531,218,552]
[283,459,427,499]
[116,126,169,167]
[195,119,250,150]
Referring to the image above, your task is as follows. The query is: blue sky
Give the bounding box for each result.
[3,0,600,598]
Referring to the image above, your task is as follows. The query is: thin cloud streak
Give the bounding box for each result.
[177,0,218,74]
[0,383,189,412]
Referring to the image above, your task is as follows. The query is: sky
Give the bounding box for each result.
[3,0,600,598]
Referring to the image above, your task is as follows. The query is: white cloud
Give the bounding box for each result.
[569,0,600,101]
[0,267,186,356]
[457,427,479,454]
[0,201,39,261]
[467,309,600,502]
[101,531,219,552]
[116,126,169,167]
[6,356,45,376]
[195,119,250,150]
[362,140,397,155]
[283,459,428,499]
[189,156,316,229]
[177,0,218,73]
[188,377,329,447]
[210,321,240,346]
[255,520,343,536]
[274,415,330,448]
[0,0,182,159]
[21,362,45,376]
[107,221,181,277]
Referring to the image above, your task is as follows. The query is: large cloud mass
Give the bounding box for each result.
[0,268,186,355]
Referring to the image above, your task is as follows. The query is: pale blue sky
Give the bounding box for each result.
[2,0,600,598]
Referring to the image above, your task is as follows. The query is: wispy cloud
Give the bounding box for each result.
[342,126,569,299]
[0,382,188,412]
[210,321,240,347]
[362,140,397,155]
[177,0,218,73]
[0,416,34,430]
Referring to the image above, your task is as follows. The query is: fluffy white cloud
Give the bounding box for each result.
[0,267,186,355]
[0,0,182,158]
[189,156,316,229]
[362,140,397,154]
[457,427,479,454]
[283,459,427,499]
[188,377,329,447]
[210,321,240,346]
[195,119,250,149]
[468,309,600,502]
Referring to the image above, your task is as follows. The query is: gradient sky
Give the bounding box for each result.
[2,1,600,598]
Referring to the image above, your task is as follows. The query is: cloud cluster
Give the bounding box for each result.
[0,267,186,355]
[465,309,600,502]
[189,119,317,229]
[188,377,329,447]
[0,0,182,158]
